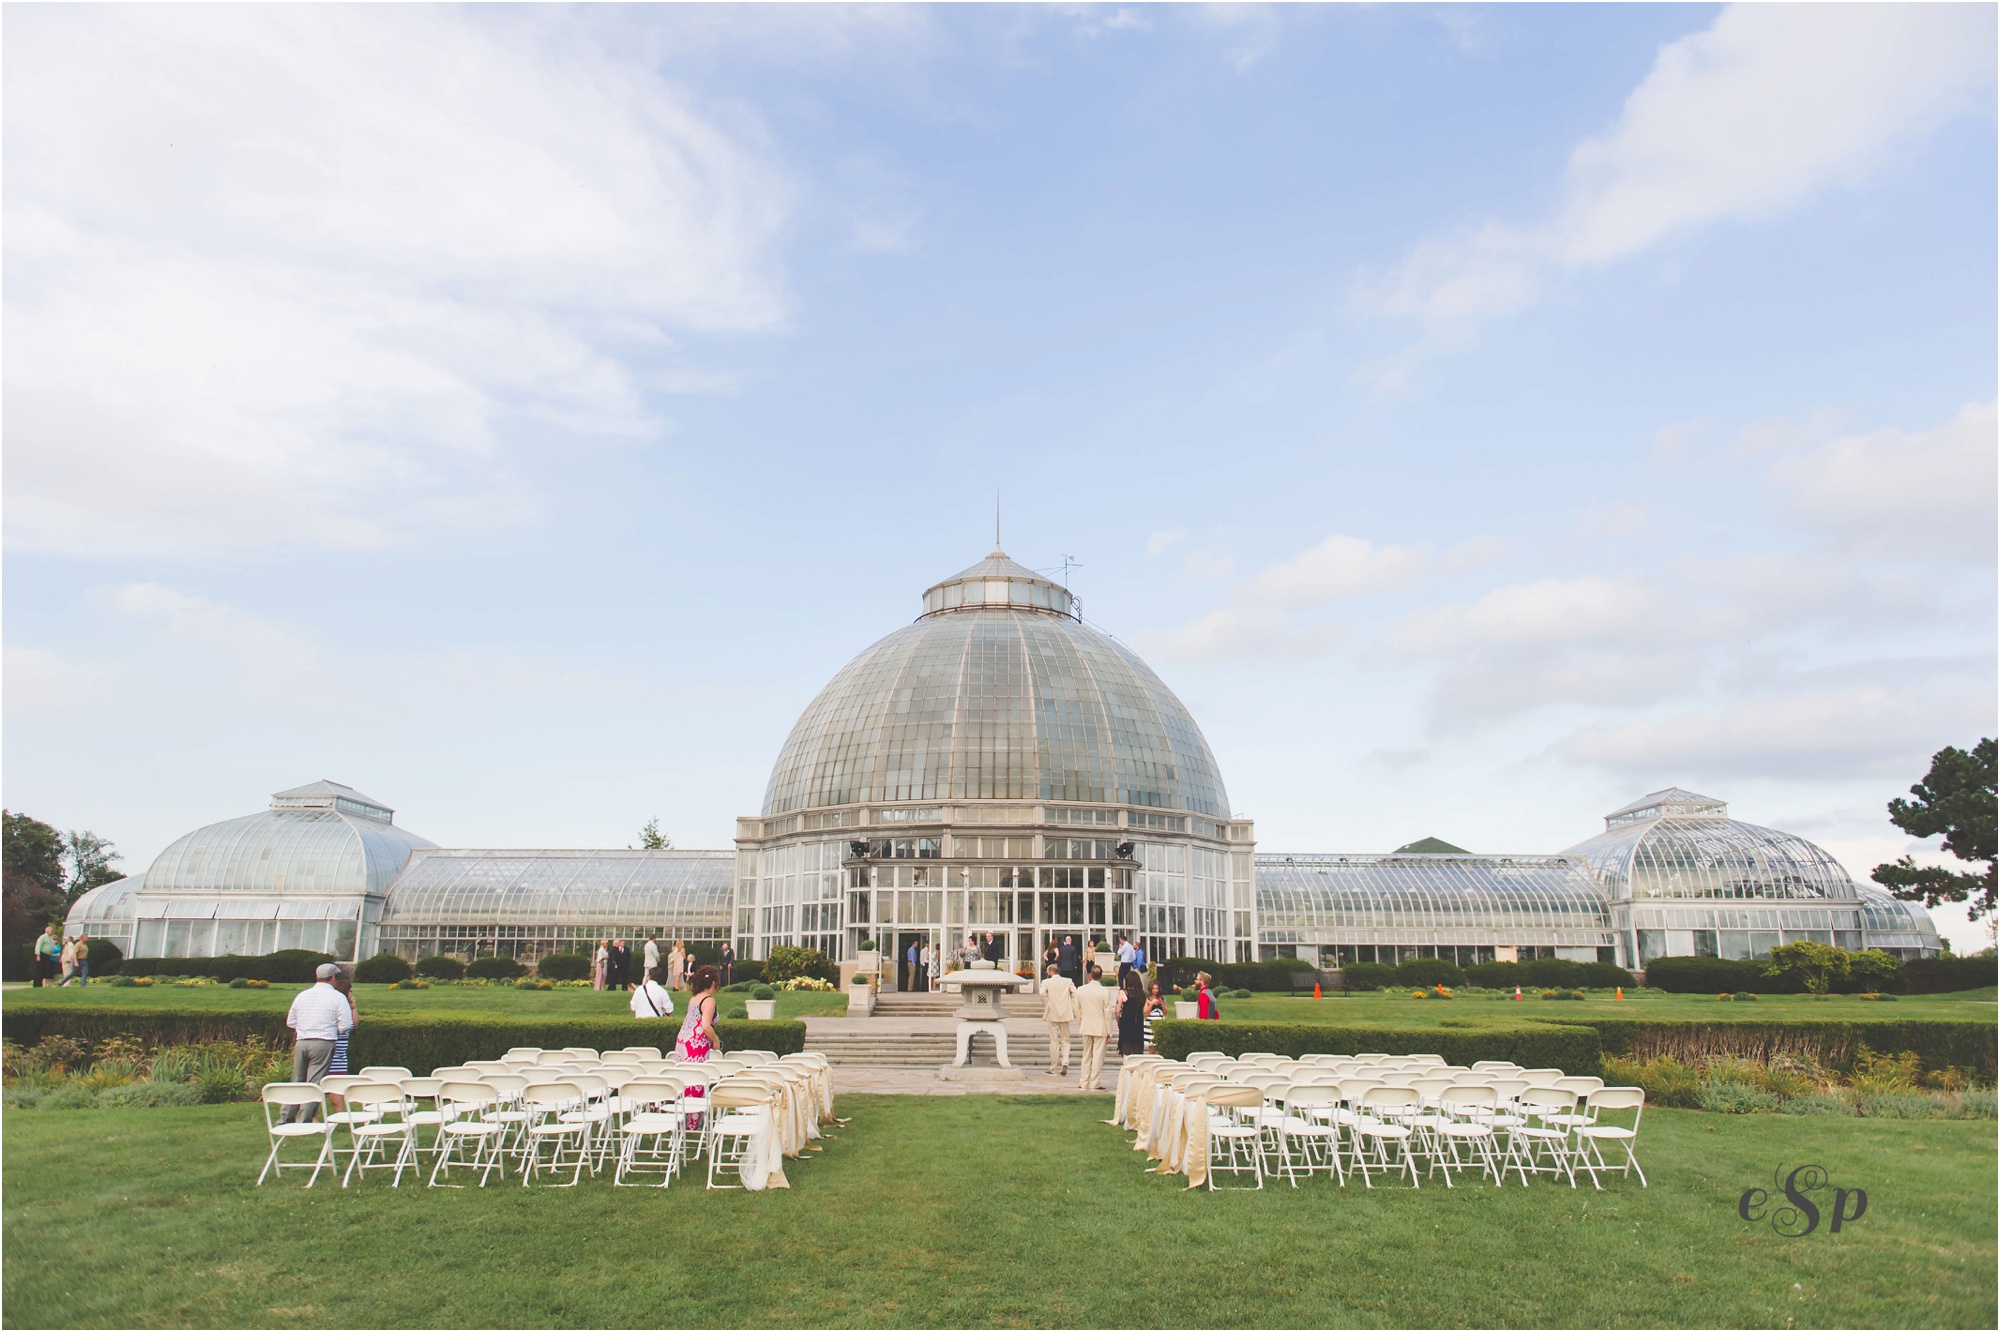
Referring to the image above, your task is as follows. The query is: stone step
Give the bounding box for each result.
[803,1030,1126,1068]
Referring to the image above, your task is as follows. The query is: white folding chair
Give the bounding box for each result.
[561,1047,600,1060]
[614,1076,691,1187]
[400,1077,449,1161]
[1433,1085,1503,1187]
[429,1081,508,1187]
[621,1046,664,1059]
[1507,1087,1579,1186]
[1201,1085,1266,1190]
[477,1071,532,1162]
[1352,1086,1422,1189]
[733,1049,781,1066]
[1274,1084,1341,1186]
[341,1081,418,1188]
[1575,1088,1647,1189]
[357,1065,413,1080]
[520,1080,590,1186]
[558,1072,615,1171]
[504,1047,543,1059]
[706,1083,774,1189]
[257,1084,335,1187]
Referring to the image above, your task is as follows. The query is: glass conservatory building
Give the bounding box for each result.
[68,556,1942,972]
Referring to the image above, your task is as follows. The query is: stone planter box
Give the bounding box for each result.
[1174,1001,1200,1020]
[744,999,777,1020]
[846,986,875,1017]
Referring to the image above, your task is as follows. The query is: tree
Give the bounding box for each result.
[1871,738,1997,921]
[63,830,122,904]
[633,818,672,850]
[1762,940,1849,994]
[3,810,67,982]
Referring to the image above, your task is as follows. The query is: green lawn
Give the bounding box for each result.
[2,983,849,1021]
[3,1097,1992,1328]
[1203,987,1998,1027]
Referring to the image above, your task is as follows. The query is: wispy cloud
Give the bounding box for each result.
[1360,4,1993,380]
[3,6,793,558]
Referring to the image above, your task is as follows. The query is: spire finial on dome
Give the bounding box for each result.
[993,489,1004,557]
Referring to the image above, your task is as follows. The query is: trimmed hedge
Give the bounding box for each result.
[1395,958,1466,988]
[414,955,466,980]
[78,939,125,976]
[1153,1019,1603,1076]
[1339,962,1398,992]
[1545,1016,1997,1081]
[1154,958,1299,992]
[1903,954,1998,994]
[465,956,526,980]
[532,953,590,982]
[0,1004,806,1065]
[117,950,336,984]
[353,953,412,984]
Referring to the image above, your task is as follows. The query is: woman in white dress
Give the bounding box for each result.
[593,940,609,991]
[667,941,687,990]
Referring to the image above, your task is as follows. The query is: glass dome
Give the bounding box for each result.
[376,849,735,962]
[1561,789,1859,903]
[1855,882,1945,956]
[762,548,1230,818]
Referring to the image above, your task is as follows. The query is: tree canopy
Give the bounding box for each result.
[633,818,672,850]
[63,830,122,904]
[1871,738,1997,921]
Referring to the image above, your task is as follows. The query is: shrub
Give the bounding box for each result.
[1339,962,1398,992]
[228,977,250,989]
[1229,988,1253,1000]
[512,978,553,991]
[118,950,335,984]
[1580,961,1635,989]
[415,955,467,980]
[531,953,589,982]
[1697,1080,1781,1114]
[1154,957,1304,992]
[1643,956,1772,994]
[760,947,835,986]
[723,980,756,993]
[465,956,526,980]
[1902,952,1998,994]
[751,986,775,1001]
[1539,988,1585,1001]
[392,978,430,990]
[1517,958,1587,988]
[79,939,124,976]
[1395,958,1466,988]
[1787,1093,1858,1116]
[1465,961,1521,989]
[354,953,413,985]
[1602,1054,1704,1108]
[1554,1016,1996,1082]
[1151,1019,1601,1075]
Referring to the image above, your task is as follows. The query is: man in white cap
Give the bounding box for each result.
[280,963,354,1122]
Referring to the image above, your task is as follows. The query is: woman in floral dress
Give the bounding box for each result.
[674,965,721,1128]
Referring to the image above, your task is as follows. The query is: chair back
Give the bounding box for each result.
[1518,1086,1575,1113]
[438,1081,496,1114]
[1360,1085,1421,1111]
[1337,1077,1386,1101]
[429,1066,476,1081]
[1470,1060,1519,1073]
[709,1083,773,1111]
[1284,1084,1339,1109]
[1412,1077,1454,1101]
[733,1049,780,1065]
[500,1053,540,1067]
[465,1060,511,1074]
[620,1077,688,1109]
[534,1050,575,1065]
[1519,1069,1566,1088]
[1555,1076,1605,1097]
[1488,1078,1530,1103]
[261,1082,326,1115]
[1440,1084,1497,1113]
[1205,1084,1263,1110]
[357,1065,412,1079]
[704,1058,749,1077]
[481,1072,528,1101]
[567,1072,609,1101]
[1587,1086,1644,1112]
[1185,1052,1229,1069]
[561,1047,600,1059]
[1407,1054,1447,1066]
[319,1074,365,1097]
[504,1047,543,1058]
[345,1080,408,1116]
[599,1052,644,1067]
[520,1080,581,1113]
[621,1046,664,1059]
[401,1077,444,1098]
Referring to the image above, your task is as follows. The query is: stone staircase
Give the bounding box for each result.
[805,1026,1124,1073]
[866,991,1044,1019]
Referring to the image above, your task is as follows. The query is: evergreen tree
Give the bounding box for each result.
[1871,738,1997,921]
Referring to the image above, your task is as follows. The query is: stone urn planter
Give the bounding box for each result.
[745,999,777,1020]
[1174,1001,1200,1020]
[847,980,875,1017]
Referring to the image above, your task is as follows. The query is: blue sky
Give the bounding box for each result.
[5,4,1995,948]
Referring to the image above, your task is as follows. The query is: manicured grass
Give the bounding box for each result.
[2,983,849,1021]
[1203,987,1997,1027]
[3,1097,1992,1328]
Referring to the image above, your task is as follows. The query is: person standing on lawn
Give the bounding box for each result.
[673,964,722,1130]
[279,963,353,1122]
[719,941,735,988]
[667,940,687,990]
[33,923,61,986]
[592,940,609,991]
[1039,963,1077,1076]
[1195,971,1220,1020]
[643,933,660,982]
[58,934,78,985]
[630,970,675,1021]
[74,934,90,984]
[1075,964,1116,1091]
[1116,969,1147,1056]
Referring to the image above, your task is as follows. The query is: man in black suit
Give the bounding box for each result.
[982,931,1003,965]
[719,941,735,988]
[609,939,630,990]
[1057,934,1079,985]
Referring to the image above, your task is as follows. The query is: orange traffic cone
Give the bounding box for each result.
[1514,985,1523,1000]
[1313,982,1322,1000]
[1616,986,1624,1001]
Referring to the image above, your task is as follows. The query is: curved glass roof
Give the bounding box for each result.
[379,849,734,928]
[763,549,1229,818]
[1856,882,1945,949]
[142,785,436,901]
[1254,854,1612,938]
[67,874,144,925]
[1563,811,1858,903]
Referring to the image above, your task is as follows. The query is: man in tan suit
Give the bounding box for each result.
[1039,963,1078,1075]
[1075,964,1117,1091]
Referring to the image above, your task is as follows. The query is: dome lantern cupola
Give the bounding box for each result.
[920,546,1077,620]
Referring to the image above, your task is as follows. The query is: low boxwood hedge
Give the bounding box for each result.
[532,953,590,982]
[464,956,526,980]
[1152,1019,1603,1075]
[1549,1015,1997,1080]
[0,1004,806,1064]
[116,950,336,985]
[353,953,412,984]
[1153,958,1300,992]
[414,955,467,980]
[1339,962,1398,991]
[1903,954,1998,994]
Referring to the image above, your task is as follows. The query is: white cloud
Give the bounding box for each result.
[105,584,324,692]
[1,647,118,716]
[1765,400,1997,562]
[1147,607,1346,663]
[2,6,792,557]
[1366,4,1993,358]
[1243,534,1432,608]
[1146,527,1188,556]
[1550,688,1997,781]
